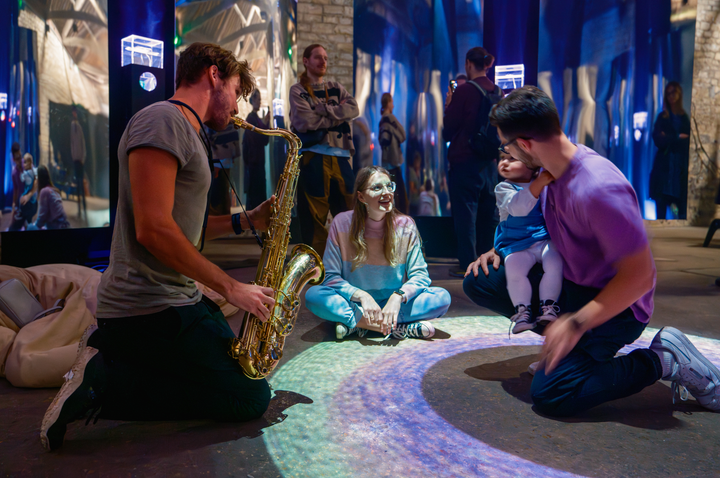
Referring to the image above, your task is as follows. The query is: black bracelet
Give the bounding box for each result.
[231,213,244,235]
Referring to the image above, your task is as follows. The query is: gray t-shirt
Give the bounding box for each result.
[97,101,211,318]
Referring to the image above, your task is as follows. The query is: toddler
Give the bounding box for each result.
[17,153,38,221]
[494,152,563,334]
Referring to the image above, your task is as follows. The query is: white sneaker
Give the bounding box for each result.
[536,300,560,326]
[650,327,720,411]
[510,305,534,335]
[335,323,367,340]
[527,361,540,376]
[392,321,435,339]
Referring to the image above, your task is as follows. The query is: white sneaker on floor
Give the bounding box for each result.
[650,326,720,411]
[336,323,368,340]
[392,321,435,339]
[510,305,534,335]
[527,361,540,376]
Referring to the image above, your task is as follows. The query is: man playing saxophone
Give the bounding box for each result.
[41,43,276,451]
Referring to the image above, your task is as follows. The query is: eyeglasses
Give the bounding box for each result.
[498,136,531,154]
[366,181,396,193]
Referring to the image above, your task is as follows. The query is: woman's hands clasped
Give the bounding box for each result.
[357,291,401,335]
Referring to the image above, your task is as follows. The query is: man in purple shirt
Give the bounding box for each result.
[464,86,720,416]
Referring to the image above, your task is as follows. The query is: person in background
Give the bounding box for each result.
[379,92,408,214]
[305,166,451,340]
[243,89,270,210]
[455,74,468,87]
[352,117,373,175]
[649,81,690,220]
[8,142,25,231]
[70,106,87,220]
[443,47,501,278]
[289,44,359,255]
[418,177,441,217]
[9,153,38,231]
[407,152,423,215]
[28,165,70,230]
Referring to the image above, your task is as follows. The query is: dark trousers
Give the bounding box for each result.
[73,161,87,218]
[8,201,38,231]
[448,159,499,269]
[463,264,662,417]
[89,296,271,422]
[296,151,355,256]
[246,163,267,211]
[386,166,409,215]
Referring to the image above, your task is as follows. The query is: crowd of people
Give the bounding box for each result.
[36,41,719,454]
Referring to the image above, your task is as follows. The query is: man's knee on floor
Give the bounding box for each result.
[228,380,272,422]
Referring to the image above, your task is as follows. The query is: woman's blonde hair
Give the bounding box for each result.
[350,166,402,271]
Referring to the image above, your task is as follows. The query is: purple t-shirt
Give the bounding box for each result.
[542,144,656,323]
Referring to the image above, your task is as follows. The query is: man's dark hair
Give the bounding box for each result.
[175,42,255,100]
[11,142,21,154]
[466,47,494,71]
[456,74,468,81]
[489,86,562,141]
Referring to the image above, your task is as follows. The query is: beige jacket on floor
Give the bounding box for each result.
[0,264,237,388]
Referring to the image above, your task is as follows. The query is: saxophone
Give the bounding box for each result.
[228,117,325,380]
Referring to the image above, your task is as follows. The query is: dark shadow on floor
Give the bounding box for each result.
[464,354,695,430]
[59,390,312,458]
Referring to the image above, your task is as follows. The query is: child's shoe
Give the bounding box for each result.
[510,305,534,335]
[536,300,560,327]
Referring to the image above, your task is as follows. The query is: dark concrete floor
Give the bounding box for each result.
[1,226,718,477]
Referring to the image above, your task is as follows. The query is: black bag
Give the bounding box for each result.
[467,81,504,159]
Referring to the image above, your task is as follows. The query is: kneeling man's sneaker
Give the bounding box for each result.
[336,323,367,340]
[40,345,106,451]
[392,321,435,339]
[650,326,720,411]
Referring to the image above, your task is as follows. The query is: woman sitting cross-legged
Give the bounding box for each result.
[305,166,451,340]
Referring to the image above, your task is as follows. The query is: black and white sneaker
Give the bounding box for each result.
[392,321,435,339]
[40,324,105,451]
[510,305,534,335]
[536,300,560,327]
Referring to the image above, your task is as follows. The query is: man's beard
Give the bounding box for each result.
[512,147,540,169]
[206,89,233,131]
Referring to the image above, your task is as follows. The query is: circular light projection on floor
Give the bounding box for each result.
[139,72,157,92]
[264,316,720,478]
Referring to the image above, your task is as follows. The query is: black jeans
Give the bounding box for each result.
[89,296,271,422]
[463,264,662,417]
[73,160,86,218]
[448,159,498,269]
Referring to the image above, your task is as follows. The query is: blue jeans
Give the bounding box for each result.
[463,264,662,417]
[305,285,451,328]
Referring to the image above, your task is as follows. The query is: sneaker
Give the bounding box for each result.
[509,305,534,335]
[40,345,106,451]
[536,300,560,326]
[392,321,435,339]
[527,361,540,376]
[650,326,720,411]
[336,323,368,340]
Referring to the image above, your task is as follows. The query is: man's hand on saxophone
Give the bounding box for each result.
[224,281,275,322]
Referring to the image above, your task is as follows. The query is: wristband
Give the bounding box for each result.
[231,213,244,235]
